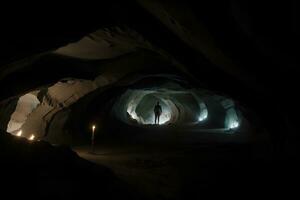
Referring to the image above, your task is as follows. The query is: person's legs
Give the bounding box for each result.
[158,114,160,124]
[154,114,157,124]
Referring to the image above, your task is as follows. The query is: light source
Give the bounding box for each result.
[91,125,96,153]
[198,112,208,122]
[29,134,35,140]
[197,102,208,122]
[16,130,22,137]
[198,115,207,122]
[229,120,239,129]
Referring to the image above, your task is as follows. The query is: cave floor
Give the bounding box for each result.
[73,142,255,200]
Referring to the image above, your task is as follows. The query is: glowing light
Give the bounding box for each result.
[92,125,96,131]
[225,107,240,130]
[198,114,207,122]
[29,134,35,141]
[198,110,208,121]
[198,102,208,122]
[16,130,22,137]
[229,121,239,129]
[127,100,141,122]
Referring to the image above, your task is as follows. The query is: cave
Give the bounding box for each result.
[0,1,299,199]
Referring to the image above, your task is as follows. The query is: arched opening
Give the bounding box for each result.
[7,93,40,135]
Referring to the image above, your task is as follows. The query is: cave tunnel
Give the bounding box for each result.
[0,1,299,199]
[113,80,242,131]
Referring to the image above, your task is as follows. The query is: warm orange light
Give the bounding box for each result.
[92,125,96,131]
[16,130,22,137]
[29,134,35,141]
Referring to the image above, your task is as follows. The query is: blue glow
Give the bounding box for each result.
[225,107,240,130]
[198,102,208,122]
[198,113,207,121]
[229,120,239,129]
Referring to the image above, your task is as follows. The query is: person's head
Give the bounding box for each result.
[157,101,160,105]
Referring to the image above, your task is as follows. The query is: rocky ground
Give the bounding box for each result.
[74,142,267,199]
[0,130,140,199]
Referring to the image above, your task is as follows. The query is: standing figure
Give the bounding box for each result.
[154,102,162,124]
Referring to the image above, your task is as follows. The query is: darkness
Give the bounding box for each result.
[0,1,299,199]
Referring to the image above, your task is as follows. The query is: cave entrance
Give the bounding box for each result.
[7,92,40,135]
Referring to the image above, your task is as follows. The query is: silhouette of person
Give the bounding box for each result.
[154,101,162,124]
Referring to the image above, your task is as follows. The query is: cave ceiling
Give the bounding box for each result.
[0,1,297,112]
